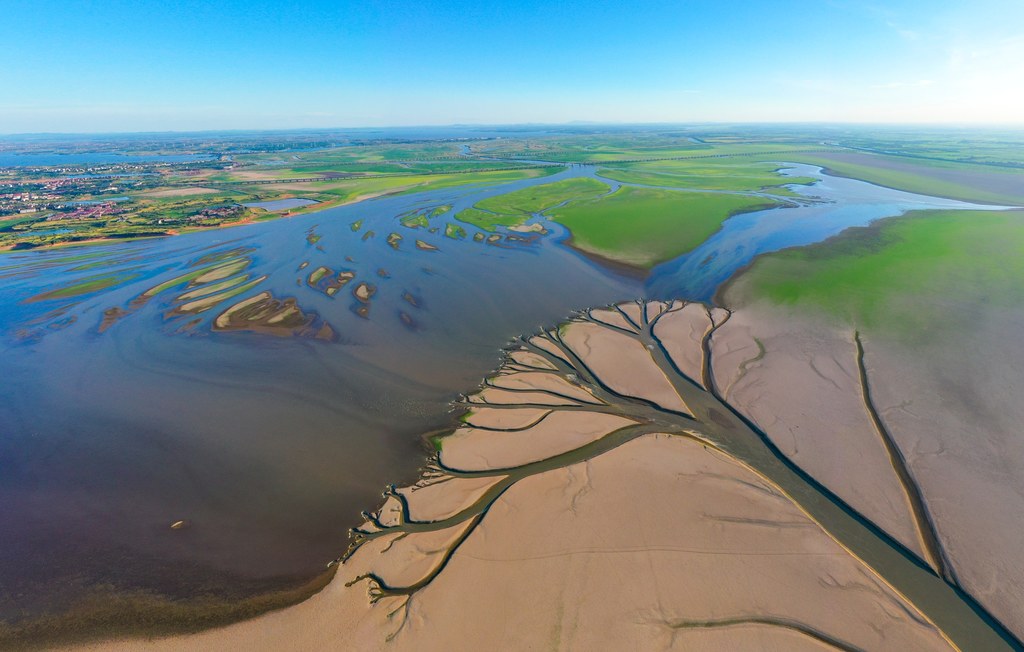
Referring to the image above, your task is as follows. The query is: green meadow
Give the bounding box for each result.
[209,159,530,182]
[237,167,561,208]
[597,159,816,192]
[744,152,1024,205]
[484,138,819,163]
[548,186,778,268]
[723,209,1024,332]
[455,177,609,230]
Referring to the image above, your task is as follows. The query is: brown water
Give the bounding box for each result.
[0,171,642,630]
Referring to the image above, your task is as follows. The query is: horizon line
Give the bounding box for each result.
[4,120,1024,139]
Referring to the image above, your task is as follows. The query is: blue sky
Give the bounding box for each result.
[3,0,1023,132]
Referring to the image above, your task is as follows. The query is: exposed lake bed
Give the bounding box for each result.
[0,159,1019,646]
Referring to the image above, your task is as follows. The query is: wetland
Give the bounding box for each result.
[1,127,1022,649]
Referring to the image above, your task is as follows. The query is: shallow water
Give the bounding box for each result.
[0,173,641,622]
[0,163,1006,625]
[645,163,1008,300]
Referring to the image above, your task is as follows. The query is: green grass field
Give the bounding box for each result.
[478,177,609,214]
[455,177,609,230]
[743,152,1024,205]
[9,129,1024,253]
[723,209,1024,332]
[232,143,463,166]
[0,215,42,231]
[453,208,508,231]
[211,159,529,182]
[486,139,820,163]
[548,186,779,268]
[28,271,140,302]
[244,167,561,205]
[597,160,816,192]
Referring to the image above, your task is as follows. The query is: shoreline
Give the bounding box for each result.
[53,299,1021,651]
[2,567,337,651]
[1,424,449,651]
[710,205,987,308]
[802,159,1019,207]
[0,163,565,254]
[0,190,404,254]
[9,165,1023,649]
[557,198,783,280]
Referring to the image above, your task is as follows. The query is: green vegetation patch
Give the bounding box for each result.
[428,205,452,218]
[140,258,249,299]
[444,223,467,239]
[455,177,609,231]
[598,160,816,192]
[747,152,1024,205]
[548,186,779,269]
[401,214,430,229]
[498,140,815,163]
[175,275,266,314]
[28,272,139,302]
[453,208,509,231]
[176,274,251,301]
[476,177,609,215]
[724,209,1024,332]
[0,215,42,231]
[299,167,558,205]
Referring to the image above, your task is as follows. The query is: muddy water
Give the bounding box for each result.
[0,163,1007,629]
[0,174,641,626]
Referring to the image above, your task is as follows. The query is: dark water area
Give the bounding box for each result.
[0,163,1005,627]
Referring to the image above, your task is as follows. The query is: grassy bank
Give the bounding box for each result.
[722,209,1024,332]
[597,159,816,192]
[751,152,1024,205]
[548,186,778,269]
[1,167,559,251]
[455,177,609,230]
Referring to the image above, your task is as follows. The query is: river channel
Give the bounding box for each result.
[0,161,1005,627]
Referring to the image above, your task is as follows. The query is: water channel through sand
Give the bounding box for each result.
[0,161,1006,631]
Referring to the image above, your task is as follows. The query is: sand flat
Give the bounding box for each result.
[471,387,584,407]
[462,406,551,430]
[652,301,716,386]
[586,306,636,331]
[561,321,691,414]
[70,300,1013,651]
[710,306,927,560]
[862,311,1024,637]
[394,476,505,523]
[389,436,950,651]
[77,436,950,652]
[441,411,636,471]
[488,370,600,404]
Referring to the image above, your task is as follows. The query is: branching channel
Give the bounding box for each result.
[338,300,1018,651]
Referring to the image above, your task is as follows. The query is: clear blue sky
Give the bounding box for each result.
[3,0,1023,133]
